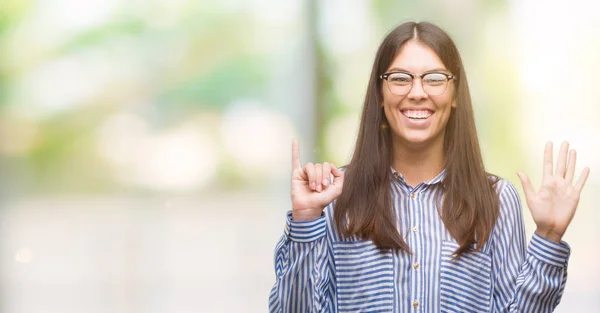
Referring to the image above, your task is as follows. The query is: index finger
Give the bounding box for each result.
[292,138,301,170]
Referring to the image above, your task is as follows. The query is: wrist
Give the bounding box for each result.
[535,228,563,243]
[292,210,323,221]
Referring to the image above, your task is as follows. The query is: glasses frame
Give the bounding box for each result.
[379,71,456,96]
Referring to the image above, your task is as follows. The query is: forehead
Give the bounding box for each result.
[386,40,446,72]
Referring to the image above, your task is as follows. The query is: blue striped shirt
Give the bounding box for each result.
[269,170,571,313]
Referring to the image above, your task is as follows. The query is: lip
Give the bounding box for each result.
[399,108,435,128]
[400,108,435,114]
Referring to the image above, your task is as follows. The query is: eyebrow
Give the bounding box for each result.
[386,67,449,73]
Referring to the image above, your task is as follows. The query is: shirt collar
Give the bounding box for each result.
[390,168,446,186]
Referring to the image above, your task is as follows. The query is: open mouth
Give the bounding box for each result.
[400,109,434,120]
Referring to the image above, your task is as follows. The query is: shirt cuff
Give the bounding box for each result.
[527,232,571,267]
[284,211,327,243]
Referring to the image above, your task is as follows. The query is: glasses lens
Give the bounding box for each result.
[387,73,412,95]
[422,73,448,96]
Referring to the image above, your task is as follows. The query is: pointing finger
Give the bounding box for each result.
[292,138,301,170]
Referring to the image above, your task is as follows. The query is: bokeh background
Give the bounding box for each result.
[1,0,599,312]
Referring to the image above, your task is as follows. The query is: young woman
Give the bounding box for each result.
[269,21,590,313]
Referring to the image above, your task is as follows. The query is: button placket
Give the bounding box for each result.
[407,188,421,311]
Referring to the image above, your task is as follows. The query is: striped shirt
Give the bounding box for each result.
[269,170,571,313]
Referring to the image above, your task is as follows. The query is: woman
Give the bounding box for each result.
[269,21,590,313]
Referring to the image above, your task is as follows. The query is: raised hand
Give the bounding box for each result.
[517,141,590,243]
[291,139,344,221]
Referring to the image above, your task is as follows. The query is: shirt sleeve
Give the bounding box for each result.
[268,210,336,313]
[491,181,570,313]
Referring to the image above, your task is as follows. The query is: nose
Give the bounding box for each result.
[407,78,428,100]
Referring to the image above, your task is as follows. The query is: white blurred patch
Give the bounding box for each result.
[96,113,150,167]
[37,0,117,35]
[15,247,34,264]
[511,0,600,176]
[96,113,218,191]
[319,0,373,54]
[221,101,294,178]
[130,126,216,190]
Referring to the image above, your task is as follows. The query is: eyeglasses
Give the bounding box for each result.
[380,71,455,96]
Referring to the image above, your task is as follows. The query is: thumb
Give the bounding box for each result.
[517,171,536,201]
[331,164,344,184]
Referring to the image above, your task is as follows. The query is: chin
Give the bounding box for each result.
[400,132,432,144]
[395,131,441,148]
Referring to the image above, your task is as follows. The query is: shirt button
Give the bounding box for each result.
[413,263,419,270]
[410,193,416,199]
[412,226,418,232]
[394,173,400,180]
[413,300,419,308]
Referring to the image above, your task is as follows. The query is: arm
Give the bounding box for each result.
[268,211,336,313]
[491,182,570,313]
[269,139,344,312]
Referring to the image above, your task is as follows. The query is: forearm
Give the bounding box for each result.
[503,233,570,313]
[269,212,333,313]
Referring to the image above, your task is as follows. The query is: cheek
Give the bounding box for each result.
[381,86,391,107]
[431,94,454,112]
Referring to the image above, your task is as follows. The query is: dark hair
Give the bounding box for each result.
[333,21,499,257]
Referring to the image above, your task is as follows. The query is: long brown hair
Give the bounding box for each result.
[334,21,499,257]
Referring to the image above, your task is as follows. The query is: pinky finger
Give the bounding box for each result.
[575,167,591,191]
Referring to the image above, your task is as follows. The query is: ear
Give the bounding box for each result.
[451,99,457,108]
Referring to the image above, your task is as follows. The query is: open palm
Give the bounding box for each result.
[517,142,590,243]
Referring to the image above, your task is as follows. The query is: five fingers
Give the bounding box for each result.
[532,141,590,192]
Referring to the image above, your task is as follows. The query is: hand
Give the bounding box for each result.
[290,139,344,221]
[517,141,590,243]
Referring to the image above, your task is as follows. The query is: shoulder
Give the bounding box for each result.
[490,177,525,234]
[493,177,522,210]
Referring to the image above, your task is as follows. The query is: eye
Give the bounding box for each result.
[423,73,447,85]
[388,73,412,85]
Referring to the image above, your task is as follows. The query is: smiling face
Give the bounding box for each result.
[381,40,456,149]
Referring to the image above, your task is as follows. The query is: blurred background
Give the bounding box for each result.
[0,0,599,312]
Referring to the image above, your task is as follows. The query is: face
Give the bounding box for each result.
[381,40,456,149]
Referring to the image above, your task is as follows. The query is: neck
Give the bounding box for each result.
[391,136,445,187]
